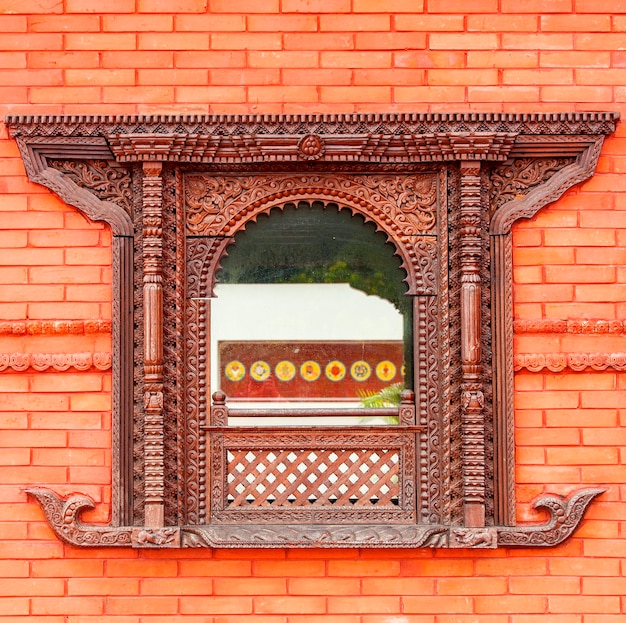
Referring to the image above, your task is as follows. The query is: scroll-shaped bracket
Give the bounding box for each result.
[25,488,179,548]
[497,488,605,547]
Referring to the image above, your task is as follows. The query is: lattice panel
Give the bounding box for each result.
[226,448,400,508]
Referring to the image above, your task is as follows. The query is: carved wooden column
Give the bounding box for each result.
[142,162,165,528]
[459,161,486,527]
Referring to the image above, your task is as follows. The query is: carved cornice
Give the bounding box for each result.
[0,352,112,372]
[6,112,617,167]
[515,352,626,373]
[0,320,111,336]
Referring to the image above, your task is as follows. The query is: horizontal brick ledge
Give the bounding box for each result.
[0,352,112,372]
[514,352,626,372]
[0,320,112,336]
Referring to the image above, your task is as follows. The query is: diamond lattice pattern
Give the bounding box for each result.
[226,449,400,507]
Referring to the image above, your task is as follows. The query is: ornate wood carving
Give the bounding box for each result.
[184,173,439,296]
[7,111,618,548]
[497,488,605,547]
[141,162,165,528]
[459,162,486,527]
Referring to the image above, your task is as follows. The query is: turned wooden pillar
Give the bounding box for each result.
[142,162,165,528]
[459,161,486,528]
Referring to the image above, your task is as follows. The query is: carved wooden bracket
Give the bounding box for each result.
[7,111,618,548]
[26,486,604,549]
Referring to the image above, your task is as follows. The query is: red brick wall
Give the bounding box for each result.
[1,1,626,620]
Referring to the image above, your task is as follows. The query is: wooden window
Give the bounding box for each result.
[8,112,617,548]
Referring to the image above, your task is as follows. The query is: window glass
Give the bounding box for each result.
[211,201,412,424]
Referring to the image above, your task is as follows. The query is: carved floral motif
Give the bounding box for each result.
[515,352,626,372]
[0,352,112,372]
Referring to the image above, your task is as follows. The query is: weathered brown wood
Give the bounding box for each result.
[7,111,618,548]
[142,162,165,528]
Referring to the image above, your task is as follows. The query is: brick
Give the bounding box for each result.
[435,577,506,596]
[289,578,361,595]
[179,560,252,576]
[141,577,213,595]
[475,596,547,614]
[321,51,391,68]
[284,33,354,50]
[103,14,174,31]
[320,85,390,102]
[249,14,317,31]
[546,447,618,465]
[475,558,548,576]
[395,86,465,102]
[503,33,573,50]
[0,51,26,68]
[28,15,100,32]
[429,69,498,86]
[329,559,400,576]
[138,33,209,49]
[138,0,208,10]
[542,14,610,31]
[394,51,465,71]
[468,14,538,31]
[545,265,615,283]
[503,0,572,9]
[66,0,135,11]
[68,578,139,596]
[328,596,400,614]
[355,32,427,50]
[468,51,538,69]
[321,14,390,31]
[429,0,496,10]
[504,69,573,85]
[175,86,246,103]
[175,50,246,68]
[548,596,620,614]
[65,33,136,50]
[516,465,581,483]
[402,596,473,614]
[0,598,29,616]
[542,51,610,68]
[0,0,62,11]
[354,68,425,86]
[282,0,350,11]
[103,50,173,68]
[430,33,499,50]
[28,50,99,68]
[354,0,423,9]
[576,33,626,50]
[137,68,206,86]
[282,68,351,85]
[210,0,279,11]
[180,596,253,615]
[214,577,286,595]
[0,33,62,50]
[247,51,319,68]
[30,86,101,104]
[0,578,65,597]
[108,597,177,615]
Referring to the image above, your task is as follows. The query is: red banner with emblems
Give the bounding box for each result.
[219,341,404,401]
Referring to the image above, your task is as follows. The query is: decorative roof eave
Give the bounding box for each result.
[6,111,619,165]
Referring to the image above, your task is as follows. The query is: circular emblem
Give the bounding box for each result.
[325,360,346,382]
[376,360,397,382]
[224,360,245,382]
[300,360,321,382]
[350,360,371,382]
[275,360,296,382]
[250,360,271,382]
[297,134,325,160]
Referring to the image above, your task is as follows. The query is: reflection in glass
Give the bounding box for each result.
[211,201,412,424]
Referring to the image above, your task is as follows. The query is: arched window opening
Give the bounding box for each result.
[211,201,413,425]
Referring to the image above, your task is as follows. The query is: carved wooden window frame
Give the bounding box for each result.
[7,112,618,549]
